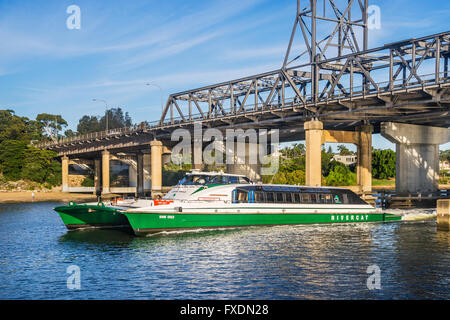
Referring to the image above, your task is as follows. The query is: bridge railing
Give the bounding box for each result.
[33,122,158,148]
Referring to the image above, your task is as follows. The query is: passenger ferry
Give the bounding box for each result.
[122,171,402,236]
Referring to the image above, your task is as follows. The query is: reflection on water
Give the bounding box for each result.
[0,202,448,299]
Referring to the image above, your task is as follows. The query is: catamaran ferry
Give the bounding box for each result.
[54,171,401,234]
[122,171,402,236]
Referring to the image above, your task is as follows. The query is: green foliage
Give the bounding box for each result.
[163,163,188,186]
[77,108,133,134]
[439,169,449,184]
[81,176,95,187]
[0,110,41,143]
[440,149,450,162]
[325,165,356,186]
[337,144,354,156]
[0,140,27,180]
[372,149,396,179]
[0,141,61,185]
[270,170,305,185]
[77,115,102,134]
[0,110,63,186]
[327,160,347,173]
[321,148,334,177]
[280,143,305,158]
[36,113,68,142]
[64,129,77,138]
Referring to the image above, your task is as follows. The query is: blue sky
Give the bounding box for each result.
[0,0,449,151]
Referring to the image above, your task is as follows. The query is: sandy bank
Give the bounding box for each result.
[0,191,102,204]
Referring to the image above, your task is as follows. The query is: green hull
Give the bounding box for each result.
[123,212,402,236]
[55,203,129,230]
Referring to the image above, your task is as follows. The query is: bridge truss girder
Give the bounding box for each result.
[160,31,450,127]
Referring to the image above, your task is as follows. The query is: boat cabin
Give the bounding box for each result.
[232,185,367,205]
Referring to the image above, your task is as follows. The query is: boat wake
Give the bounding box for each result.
[384,208,437,221]
[143,226,249,237]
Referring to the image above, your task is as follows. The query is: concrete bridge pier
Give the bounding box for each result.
[61,155,69,192]
[356,125,373,194]
[101,150,110,195]
[305,121,323,187]
[381,122,450,194]
[192,138,203,171]
[150,140,163,199]
[136,152,144,198]
[304,120,373,192]
[94,159,101,196]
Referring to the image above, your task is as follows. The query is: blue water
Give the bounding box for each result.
[0,202,448,299]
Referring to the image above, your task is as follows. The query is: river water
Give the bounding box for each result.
[0,202,448,300]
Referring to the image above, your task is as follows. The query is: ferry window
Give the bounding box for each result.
[293,193,301,203]
[310,193,317,204]
[255,192,265,203]
[178,175,213,186]
[325,194,333,204]
[342,194,349,204]
[228,176,239,184]
[347,192,366,205]
[237,191,248,203]
[276,193,284,202]
[209,175,228,184]
[266,192,274,203]
[300,193,309,203]
[319,194,327,204]
[285,193,293,203]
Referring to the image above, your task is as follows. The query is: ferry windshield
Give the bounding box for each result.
[177,174,251,186]
[208,175,251,185]
[177,175,213,186]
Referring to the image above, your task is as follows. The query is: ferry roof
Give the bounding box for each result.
[187,170,248,177]
[237,184,351,193]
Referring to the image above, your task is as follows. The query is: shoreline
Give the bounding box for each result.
[0,191,103,204]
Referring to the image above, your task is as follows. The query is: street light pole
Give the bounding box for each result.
[93,99,108,131]
[145,83,163,115]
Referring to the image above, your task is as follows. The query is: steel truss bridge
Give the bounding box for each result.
[37,0,450,155]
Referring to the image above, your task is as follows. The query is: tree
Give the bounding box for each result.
[325,165,355,186]
[36,113,68,142]
[0,110,41,143]
[102,107,132,130]
[271,170,305,185]
[337,144,353,156]
[76,108,133,134]
[0,110,63,187]
[0,140,27,181]
[77,115,102,134]
[440,150,450,162]
[372,149,396,179]
[21,147,61,185]
[64,129,77,138]
[321,148,334,177]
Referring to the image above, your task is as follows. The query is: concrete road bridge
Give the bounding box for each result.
[35,1,450,199]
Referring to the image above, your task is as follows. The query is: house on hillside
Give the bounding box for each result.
[333,154,357,166]
[440,160,450,171]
